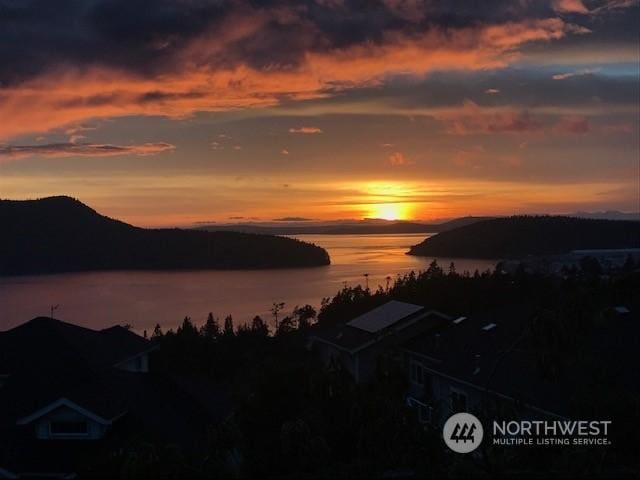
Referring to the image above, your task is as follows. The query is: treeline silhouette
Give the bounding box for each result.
[0,196,330,274]
[92,258,640,478]
[409,215,640,259]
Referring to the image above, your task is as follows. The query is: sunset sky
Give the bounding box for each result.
[0,0,638,226]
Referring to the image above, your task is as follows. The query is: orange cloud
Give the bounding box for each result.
[554,115,591,134]
[0,142,175,160]
[387,152,414,167]
[289,126,324,134]
[440,103,596,136]
[602,123,633,134]
[451,145,523,169]
[439,100,544,135]
[552,0,590,13]
[0,17,587,139]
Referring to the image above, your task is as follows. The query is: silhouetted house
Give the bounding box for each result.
[311,302,639,428]
[0,317,231,478]
[309,301,451,383]
[402,305,640,426]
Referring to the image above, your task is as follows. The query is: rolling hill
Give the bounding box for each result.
[195,216,494,235]
[408,216,640,259]
[0,197,330,275]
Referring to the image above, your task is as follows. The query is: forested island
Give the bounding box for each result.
[408,216,640,259]
[0,197,330,275]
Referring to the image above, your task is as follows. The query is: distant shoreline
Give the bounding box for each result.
[408,216,640,259]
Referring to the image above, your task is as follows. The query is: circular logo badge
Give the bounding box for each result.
[443,413,484,453]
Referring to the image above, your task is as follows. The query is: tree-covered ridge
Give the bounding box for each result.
[113,259,639,478]
[408,215,640,259]
[0,196,330,275]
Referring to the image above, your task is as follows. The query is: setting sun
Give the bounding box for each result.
[367,202,412,220]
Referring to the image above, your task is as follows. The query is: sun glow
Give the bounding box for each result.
[367,202,412,220]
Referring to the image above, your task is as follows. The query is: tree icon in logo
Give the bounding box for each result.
[443,413,484,453]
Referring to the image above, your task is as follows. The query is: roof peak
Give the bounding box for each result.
[1,317,150,372]
[6,316,97,334]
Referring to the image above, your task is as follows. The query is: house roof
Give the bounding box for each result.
[311,301,449,353]
[0,317,233,476]
[347,301,424,333]
[0,317,155,433]
[2,369,233,476]
[0,317,154,376]
[16,397,118,426]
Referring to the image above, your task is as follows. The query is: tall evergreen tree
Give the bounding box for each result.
[201,312,221,340]
[223,315,235,337]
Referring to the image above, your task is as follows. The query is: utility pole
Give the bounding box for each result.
[50,304,60,318]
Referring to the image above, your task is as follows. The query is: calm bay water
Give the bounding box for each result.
[0,234,494,333]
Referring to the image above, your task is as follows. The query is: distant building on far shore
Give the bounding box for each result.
[498,248,640,276]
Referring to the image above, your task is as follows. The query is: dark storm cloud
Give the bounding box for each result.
[0,0,637,139]
[0,0,227,84]
[0,0,625,84]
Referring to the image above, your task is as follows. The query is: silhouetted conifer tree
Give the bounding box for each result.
[201,312,220,340]
[151,323,164,339]
[223,315,235,337]
[250,315,269,336]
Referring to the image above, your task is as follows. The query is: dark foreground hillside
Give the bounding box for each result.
[408,216,640,259]
[0,197,330,275]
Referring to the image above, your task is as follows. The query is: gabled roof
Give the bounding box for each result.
[16,397,119,426]
[0,317,154,375]
[3,368,234,476]
[0,318,233,476]
[347,301,424,333]
[0,318,155,432]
